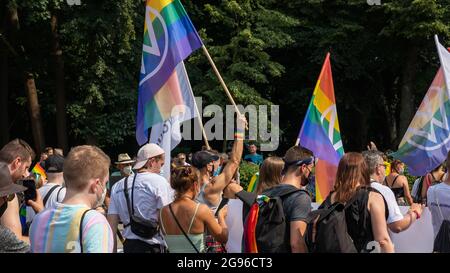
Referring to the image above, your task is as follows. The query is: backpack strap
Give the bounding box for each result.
[56,187,65,202]
[168,204,200,253]
[366,187,389,220]
[236,191,258,207]
[123,175,136,228]
[435,190,446,221]
[43,185,60,207]
[79,209,93,253]
[275,187,308,199]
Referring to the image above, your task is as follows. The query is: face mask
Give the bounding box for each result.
[300,167,312,186]
[213,166,222,177]
[398,168,404,175]
[301,173,311,186]
[0,201,8,218]
[95,183,107,208]
[123,165,133,176]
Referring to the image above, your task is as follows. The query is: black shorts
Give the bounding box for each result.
[123,239,166,253]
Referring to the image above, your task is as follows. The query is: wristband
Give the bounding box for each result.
[234,131,244,140]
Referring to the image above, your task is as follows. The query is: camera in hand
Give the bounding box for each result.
[22,179,37,203]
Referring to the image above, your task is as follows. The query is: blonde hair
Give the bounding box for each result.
[63,145,110,190]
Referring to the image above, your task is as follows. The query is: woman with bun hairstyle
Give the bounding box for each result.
[159,166,228,253]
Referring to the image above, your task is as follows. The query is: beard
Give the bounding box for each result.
[11,168,24,183]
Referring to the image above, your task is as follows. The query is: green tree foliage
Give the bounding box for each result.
[3,0,450,158]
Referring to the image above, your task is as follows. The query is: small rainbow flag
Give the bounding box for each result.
[246,172,259,193]
[32,163,47,181]
[297,53,344,203]
[136,0,203,145]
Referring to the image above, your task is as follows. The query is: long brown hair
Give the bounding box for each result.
[257,157,285,194]
[333,152,370,203]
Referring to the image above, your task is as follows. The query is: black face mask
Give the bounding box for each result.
[300,173,311,186]
[300,167,313,186]
[0,201,8,218]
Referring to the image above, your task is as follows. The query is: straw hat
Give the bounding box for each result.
[115,153,136,165]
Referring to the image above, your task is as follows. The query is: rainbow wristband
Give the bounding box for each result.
[234,131,244,140]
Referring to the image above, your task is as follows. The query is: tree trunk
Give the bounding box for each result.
[398,46,418,143]
[25,73,45,154]
[380,93,398,149]
[51,13,68,153]
[0,46,9,146]
[9,5,45,154]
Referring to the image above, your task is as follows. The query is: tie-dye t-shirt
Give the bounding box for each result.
[29,203,113,253]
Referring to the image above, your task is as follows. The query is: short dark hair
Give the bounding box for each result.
[0,139,36,164]
[283,146,313,173]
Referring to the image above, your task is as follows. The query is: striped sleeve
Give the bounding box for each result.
[81,211,114,253]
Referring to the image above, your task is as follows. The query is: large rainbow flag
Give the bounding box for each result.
[391,36,450,175]
[297,53,344,203]
[136,0,203,145]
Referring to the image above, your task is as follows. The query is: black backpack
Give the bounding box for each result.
[242,187,308,253]
[305,196,358,253]
[433,194,450,253]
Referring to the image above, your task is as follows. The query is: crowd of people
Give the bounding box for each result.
[1,115,449,253]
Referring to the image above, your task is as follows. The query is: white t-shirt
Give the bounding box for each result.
[427,182,450,238]
[225,199,243,253]
[370,181,404,224]
[108,172,174,246]
[26,182,66,224]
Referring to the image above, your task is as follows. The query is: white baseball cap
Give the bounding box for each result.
[133,143,165,170]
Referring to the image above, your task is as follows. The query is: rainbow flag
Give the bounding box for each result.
[32,163,47,181]
[243,203,259,253]
[246,172,259,193]
[392,36,450,175]
[136,0,203,145]
[297,53,344,203]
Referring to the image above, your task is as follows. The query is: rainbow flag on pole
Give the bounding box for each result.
[297,53,344,203]
[136,0,203,145]
[391,36,450,175]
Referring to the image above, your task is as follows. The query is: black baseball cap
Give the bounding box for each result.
[191,151,220,169]
[44,155,64,173]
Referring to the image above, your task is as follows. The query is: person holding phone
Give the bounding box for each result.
[0,162,30,253]
[26,154,67,226]
[0,139,44,242]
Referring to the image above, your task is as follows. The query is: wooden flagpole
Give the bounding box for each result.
[201,45,247,128]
